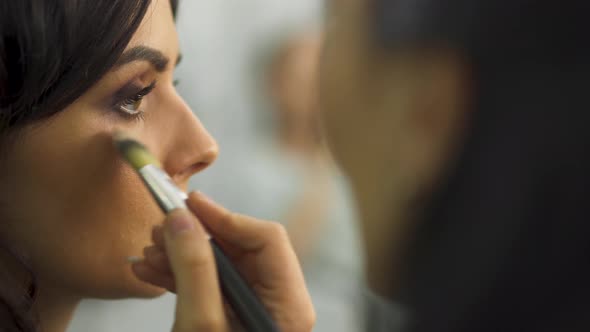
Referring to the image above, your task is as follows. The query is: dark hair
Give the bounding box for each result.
[375,1,590,331]
[0,0,177,330]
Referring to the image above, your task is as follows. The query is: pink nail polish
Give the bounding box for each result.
[168,210,194,235]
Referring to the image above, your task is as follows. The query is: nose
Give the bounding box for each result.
[160,97,218,187]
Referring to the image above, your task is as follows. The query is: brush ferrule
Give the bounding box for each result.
[138,165,188,213]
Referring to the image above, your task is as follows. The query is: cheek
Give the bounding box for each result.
[1,114,164,297]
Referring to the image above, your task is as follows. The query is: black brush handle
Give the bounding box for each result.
[210,239,280,332]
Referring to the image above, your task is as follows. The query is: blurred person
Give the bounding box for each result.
[266,30,348,260]
[264,31,366,331]
[321,0,590,330]
[268,32,323,159]
[180,0,325,220]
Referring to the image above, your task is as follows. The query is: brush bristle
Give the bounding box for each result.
[112,131,161,170]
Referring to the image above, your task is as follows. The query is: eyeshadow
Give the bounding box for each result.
[111,82,145,105]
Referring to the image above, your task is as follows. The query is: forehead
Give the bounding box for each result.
[126,0,179,57]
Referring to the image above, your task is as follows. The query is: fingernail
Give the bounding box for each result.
[195,191,214,204]
[167,209,195,236]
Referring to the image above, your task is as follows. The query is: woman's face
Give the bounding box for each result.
[0,0,217,299]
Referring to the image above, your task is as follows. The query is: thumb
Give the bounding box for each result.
[164,209,227,331]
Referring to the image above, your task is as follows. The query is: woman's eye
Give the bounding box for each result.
[118,97,144,115]
[114,80,157,118]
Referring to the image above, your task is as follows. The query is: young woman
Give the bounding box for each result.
[1,1,311,331]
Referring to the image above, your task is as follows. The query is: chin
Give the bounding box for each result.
[117,268,169,299]
[86,267,168,300]
[100,282,168,300]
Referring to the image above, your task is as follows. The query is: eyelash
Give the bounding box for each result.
[113,80,157,121]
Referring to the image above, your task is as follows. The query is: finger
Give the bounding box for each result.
[187,191,290,251]
[132,261,176,292]
[152,225,165,249]
[186,193,314,330]
[163,209,228,332]
[143,245,171,274]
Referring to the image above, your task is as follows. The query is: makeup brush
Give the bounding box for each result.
[113,131,279,332]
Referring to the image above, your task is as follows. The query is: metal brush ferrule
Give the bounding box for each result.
[138,165,188,213]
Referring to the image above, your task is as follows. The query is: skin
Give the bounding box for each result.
[0,1,217,331]
[319,0,469,296]
[136,193,315,332]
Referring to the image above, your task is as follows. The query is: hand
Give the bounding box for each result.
[130,191,315,332]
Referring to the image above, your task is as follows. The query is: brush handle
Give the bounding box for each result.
[134,162,277,330]
[210,239,280,332]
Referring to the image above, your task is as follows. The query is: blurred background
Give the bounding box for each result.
[68,1,367,331]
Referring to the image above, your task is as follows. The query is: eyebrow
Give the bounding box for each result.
[114,46,182,72]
